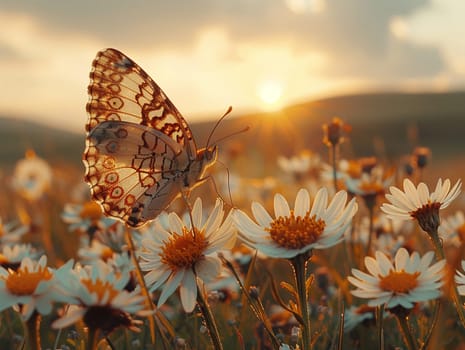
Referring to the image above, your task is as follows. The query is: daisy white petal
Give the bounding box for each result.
[350,248,444,309]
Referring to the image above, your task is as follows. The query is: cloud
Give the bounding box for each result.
[0,0,444,80]
[0,0,454,132]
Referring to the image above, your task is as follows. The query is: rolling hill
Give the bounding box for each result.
[1,91,464,174]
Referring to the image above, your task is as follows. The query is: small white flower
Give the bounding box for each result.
[62,201,116,234]
[348,248,445,309]
[381,178,461,233]
[138,198,235,313]
[439,211,465,247]
[454,260,465,296]
[0,244,40,267]
[52,260,147,332]
[344,305,377,332]
[0,219,28,245]
[12,151,52,201]
[234,188,357,258]
[0,255,73,320]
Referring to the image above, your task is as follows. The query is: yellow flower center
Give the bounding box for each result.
[4,265,53,295]
[80,201,103,220]
[379,270,420,293]
[359,181,384,195]
[346,160,362,178]
[81,278,120,303]
[266,211,326,249]
[0,254,8,264]
[160,227,208,271]
[100,247,115,261]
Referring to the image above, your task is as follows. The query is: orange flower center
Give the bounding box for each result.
[359,181,384,195]
[160,227,208,271]
[100,247,115,261]
[81,278,120,303]
[266,211,326,249]
[80,201,103,220]
[0,254,7,264]
[5,265,53,295]
[379,270,420,293]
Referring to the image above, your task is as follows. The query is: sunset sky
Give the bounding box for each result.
[1,0,464,132]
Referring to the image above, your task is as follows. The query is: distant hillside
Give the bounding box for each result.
[0,117,83,169]
[1,91,464,173]
[192,91,465,170]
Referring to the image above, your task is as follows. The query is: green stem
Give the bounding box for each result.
[87,327,99,350]
[376,306,384,350]
[420,299,441,350]
[220,255,281,349]
[331,145,338,193]
[24,311,41,350]
[365,203,374,257]
[428,229,465,329]
[124,228,158,344]
[196,278,223,350]
[291,253,312,350]
[396,315,417,350]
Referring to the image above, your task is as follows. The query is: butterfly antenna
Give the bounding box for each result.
[211,125,250,146]
[206,106,233,149]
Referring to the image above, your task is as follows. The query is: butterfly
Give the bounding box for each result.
[83,48,218,227]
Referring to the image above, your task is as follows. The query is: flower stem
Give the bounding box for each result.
[86,326,99,350]
[24,311,41,350]
[331,145,339,193]
[396,315,417,350]
[365,203,375,257]
[291,253,312,350]
[428,229,465,329]
[196,278,223,350]
[376,306,384,350]
[124,228,157,344]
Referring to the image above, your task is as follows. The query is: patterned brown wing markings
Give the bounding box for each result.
[87,49,198,155]
[83,48,219,227]
[84,120,189,225]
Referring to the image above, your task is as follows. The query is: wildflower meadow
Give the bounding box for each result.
[1,111,465,350]
[1,52,465,350]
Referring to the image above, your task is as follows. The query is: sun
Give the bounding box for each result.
[258,80,283,110]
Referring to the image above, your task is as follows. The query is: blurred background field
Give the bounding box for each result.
[1,90,464,173]
[1,90,465,349]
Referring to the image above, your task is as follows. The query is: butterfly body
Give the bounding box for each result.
[83,48,217,227]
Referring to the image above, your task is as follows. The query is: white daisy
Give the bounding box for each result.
[439,210,465,247]
[52,259,147,333]
[0,255,73,320]
[0,219,29,245]
[277,150,321,182]
[344,305,377,332]
[0,244,40,269]
[11,150,52,201]
[62,200,116,234]
[454,260,465,296]
[233,188,358,259]
[345,163,394,204]
[138,198,235,313]
[381,178,461,233]
[348,248,445,309]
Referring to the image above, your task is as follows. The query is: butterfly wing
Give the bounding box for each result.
[85,121,188,226]
[86,48,197,159]
[84,48,199,226]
